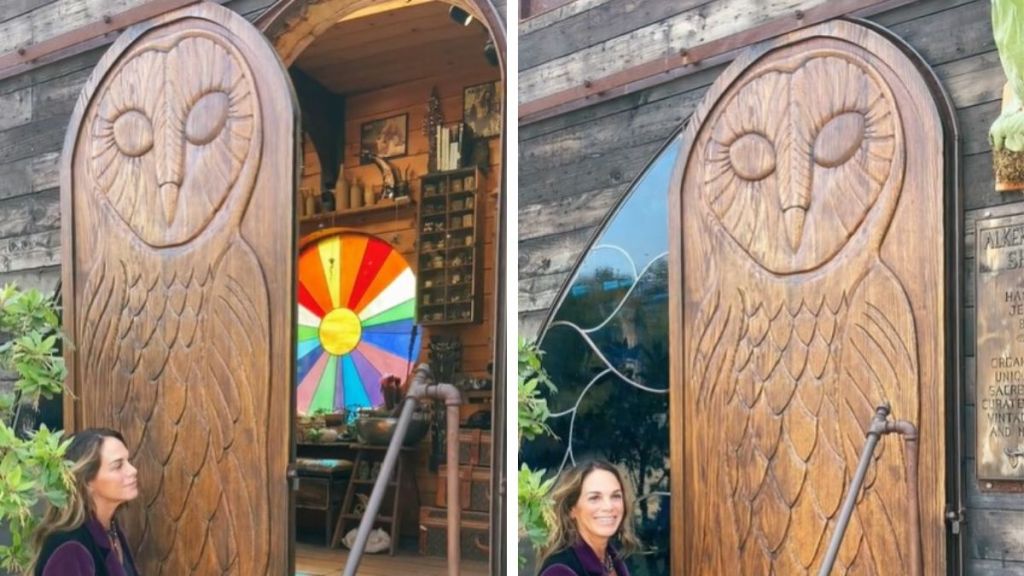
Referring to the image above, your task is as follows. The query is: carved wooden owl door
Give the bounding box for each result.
[670,21,952,575]
[61,3,296,574]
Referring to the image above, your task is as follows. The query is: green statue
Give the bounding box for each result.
[991,0,1024,190]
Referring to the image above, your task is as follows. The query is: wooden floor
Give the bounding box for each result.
[294,543,489,576]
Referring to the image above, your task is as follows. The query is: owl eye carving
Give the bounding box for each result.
[701,55,898,274]
[88,35,257,248]
[186,91,229,145]
[113,110,154,157]
[730,133,776,181]
[814,112,865,167]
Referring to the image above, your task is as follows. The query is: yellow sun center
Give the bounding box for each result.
[319,308,362,355]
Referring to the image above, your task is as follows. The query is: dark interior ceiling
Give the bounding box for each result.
[293,1,496,96]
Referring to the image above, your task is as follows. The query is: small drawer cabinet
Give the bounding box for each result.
[416,166,482,325]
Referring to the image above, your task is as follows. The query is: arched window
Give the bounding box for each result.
[522,132,681,575]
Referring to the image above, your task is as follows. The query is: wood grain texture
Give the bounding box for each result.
[519,0,831,105]
[519,0,707,70]
[0,0,53,24]
[60,3,295,574]
[670,20,947,574]
[292,1,494,96]
[967,509,1024,561]
[265,0,503,68]
[0,0,147,55]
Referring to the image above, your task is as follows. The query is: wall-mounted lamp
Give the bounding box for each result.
[448,6,473,26]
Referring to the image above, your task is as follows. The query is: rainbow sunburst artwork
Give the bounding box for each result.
[296,231,421,415]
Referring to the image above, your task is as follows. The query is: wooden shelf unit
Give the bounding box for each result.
[416,167,482,325]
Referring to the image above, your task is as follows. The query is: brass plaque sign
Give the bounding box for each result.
[977,212,1024,480]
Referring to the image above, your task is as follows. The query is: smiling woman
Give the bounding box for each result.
[27,428,140,576]
[537,460,640,576]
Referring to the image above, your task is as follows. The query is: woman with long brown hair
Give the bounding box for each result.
[538,459,640,576]
[27,428,139,576]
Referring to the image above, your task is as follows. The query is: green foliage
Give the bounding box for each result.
[518,463,557,551]
[518,339,557,565]
[991,0,1024,152]
[0,285,66,406]
[518,339,555,444]
[0,284,72,572]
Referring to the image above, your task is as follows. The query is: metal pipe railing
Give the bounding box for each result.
[818,403,921,576]
[342,364,463,576]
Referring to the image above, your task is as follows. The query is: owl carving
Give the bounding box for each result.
[73,28,271,576]
[684,50,920,574]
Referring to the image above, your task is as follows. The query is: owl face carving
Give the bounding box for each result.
[703,54,899,274]
[88,33,257,247]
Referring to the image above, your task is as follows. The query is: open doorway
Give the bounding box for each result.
[280,2,502,573]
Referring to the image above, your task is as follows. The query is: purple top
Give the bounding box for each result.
[539,540,630,576]
[39,516,137,576]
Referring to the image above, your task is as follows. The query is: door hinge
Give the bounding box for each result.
[287,464,298,491]
[945,505,966,535]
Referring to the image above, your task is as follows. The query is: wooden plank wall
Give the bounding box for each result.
[519,0,833,105]
[518,0,1021,573]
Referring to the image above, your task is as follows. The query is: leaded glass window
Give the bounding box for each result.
[522,132,681,576]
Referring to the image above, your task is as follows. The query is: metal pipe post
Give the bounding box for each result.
[342,396,417,576]
[445,400,461,576]
[818,405,890,576]
[886,419,922,576]
[340,365,463,576]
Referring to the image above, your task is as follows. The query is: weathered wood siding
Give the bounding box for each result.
[519,0,1020,572]
[519,0,836,104]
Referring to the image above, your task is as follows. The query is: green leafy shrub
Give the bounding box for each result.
[0,284,72,572]
[518,339,557,563]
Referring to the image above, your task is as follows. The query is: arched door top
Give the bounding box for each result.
[669,19,953,576]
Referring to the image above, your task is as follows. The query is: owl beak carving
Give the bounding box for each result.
[783,207,806,252]
[159,182,180,226]
[780,153,812,251]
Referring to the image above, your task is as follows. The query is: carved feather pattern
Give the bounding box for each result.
[692,262,919,576]
[75,21,273,575]
[79,238,271,575]
[90,36,254,248]
[833,264,918,575]
[723,287,850,574]
[703,56,895,274]
[200,239,271,576]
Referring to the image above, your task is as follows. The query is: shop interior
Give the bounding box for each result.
[287,2,500,573]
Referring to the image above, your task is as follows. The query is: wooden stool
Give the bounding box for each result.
[294,458,353,546]
[331,444,418,555]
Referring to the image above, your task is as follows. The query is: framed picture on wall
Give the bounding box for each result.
[360,113,408,163]
[463,81,502,138]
